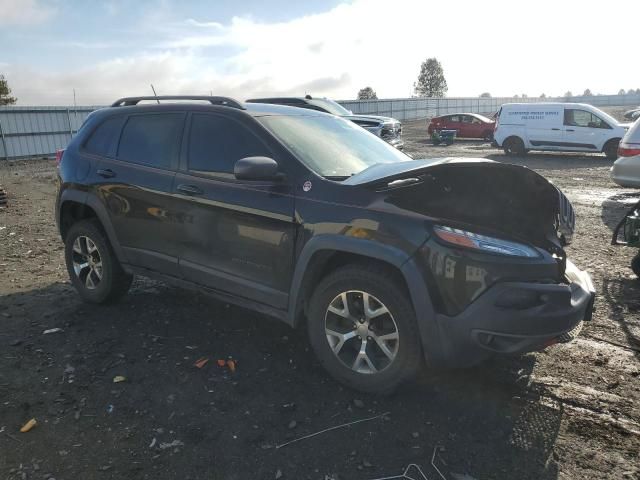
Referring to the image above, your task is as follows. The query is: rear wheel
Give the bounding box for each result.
[632,254,640,278]
[603,139,620,160]
[64,220,132,304]
[307,265,422,394]
[503,136,526,156]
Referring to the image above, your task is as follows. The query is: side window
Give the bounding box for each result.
[187,114,271,177]
[564,109,611,129]
[83,116,124,157]
[461,115,473,123]
[449,115,460,123]
[117,114,184,169]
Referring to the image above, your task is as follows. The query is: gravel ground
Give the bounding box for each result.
[1,111,639,480]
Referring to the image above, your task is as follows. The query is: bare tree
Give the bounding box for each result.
[479,92,491,98]
[564,91,573,98]
[618,89,626,95]
[583,89,593,96]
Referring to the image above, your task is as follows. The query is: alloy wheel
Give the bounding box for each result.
[324,290,399,374]
[71,236,103,290]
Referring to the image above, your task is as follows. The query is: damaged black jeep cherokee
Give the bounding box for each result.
[56,96,595,393]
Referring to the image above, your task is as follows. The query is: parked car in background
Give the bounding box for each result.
[611,119,640,187]
[56,95,594,393]
[494,103,630,159]
[246,95,404,149]
[624,107,640,121]
[427,113,495,141]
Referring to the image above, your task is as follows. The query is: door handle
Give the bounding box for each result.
[97,168,116,178]
[551,128,560,131]
[566,129,575,132]
[177,184,204,195]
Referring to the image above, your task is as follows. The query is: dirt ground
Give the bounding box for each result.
[1,111,640,480]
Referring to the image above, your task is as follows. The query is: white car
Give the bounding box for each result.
[611,119,640,187]
[494,103,630,159]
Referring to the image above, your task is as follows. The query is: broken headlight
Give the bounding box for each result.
[433,226,540,258]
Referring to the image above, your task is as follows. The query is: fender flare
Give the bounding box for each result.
[286,235,441,364]
[58,189,128,264]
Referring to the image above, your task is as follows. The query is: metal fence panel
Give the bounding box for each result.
[1,96,639,160]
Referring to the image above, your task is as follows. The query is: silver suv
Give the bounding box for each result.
[246,95,404,149]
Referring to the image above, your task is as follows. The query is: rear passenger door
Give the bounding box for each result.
[446,115,461,135]
[93,112,186,276]
[173,113,296,310]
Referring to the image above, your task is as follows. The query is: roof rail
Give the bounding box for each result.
[110,96,245,109]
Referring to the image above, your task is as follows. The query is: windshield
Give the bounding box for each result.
[259,114,410,178]
[307,98,352,116]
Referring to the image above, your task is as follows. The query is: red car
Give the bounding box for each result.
[427,113,496,141]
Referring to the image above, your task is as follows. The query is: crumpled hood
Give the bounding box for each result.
[343,114,400,126]
[346,158,569,254]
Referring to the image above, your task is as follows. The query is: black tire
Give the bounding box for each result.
[482,131,494,142]
[307,264,422,394]
[603,139,620,160]
[503,136,526,156]
[64,219,132,304]
[632,254,640,278]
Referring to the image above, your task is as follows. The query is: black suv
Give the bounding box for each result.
[56,95,595,393]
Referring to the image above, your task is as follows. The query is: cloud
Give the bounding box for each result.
[0,0,56,26]
[6,0,640,105]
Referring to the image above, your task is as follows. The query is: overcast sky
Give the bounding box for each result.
[1,0,639,105]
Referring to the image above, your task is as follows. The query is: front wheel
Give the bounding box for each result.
[64,220,132,304]
[307,265,422,394]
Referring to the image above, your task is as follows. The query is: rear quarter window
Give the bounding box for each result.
[83,116,125,157]
[117,113,185,169]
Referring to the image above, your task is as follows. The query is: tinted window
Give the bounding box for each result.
[564,109,611,129]
[449,115,460,123]
[84,116,124,157]
[117,114,184,169]
[188,114,270,176]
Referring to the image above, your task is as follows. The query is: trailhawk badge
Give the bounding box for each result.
[302,180,313,192]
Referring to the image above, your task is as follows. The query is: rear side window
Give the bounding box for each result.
[449,115,460,123]
[187,114,270,176]
[84,116,124,157]
[117,113,184,169]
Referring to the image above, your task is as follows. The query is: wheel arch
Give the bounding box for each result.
[602,137,621,153]
[287,235,432,326]
[58,190,128,265]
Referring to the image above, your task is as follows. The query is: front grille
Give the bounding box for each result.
[381,123,402,139]
[557,188,575,244]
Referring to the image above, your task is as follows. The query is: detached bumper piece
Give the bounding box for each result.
[432,260,595,367]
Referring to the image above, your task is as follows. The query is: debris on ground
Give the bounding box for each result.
[0,186,7,207]
[42,328,63,335]
[159,440,184,450]
[353,398,365,409]
[276,411,390,449]
[227,359,236,372]
[112,375,126,383]
[20,418,37,433]
[193,357,209,369]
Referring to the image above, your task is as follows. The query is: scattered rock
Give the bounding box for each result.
[411,431,420,439]
[288,420,297,429]
[352,399,364,409]
[275,469,283,479]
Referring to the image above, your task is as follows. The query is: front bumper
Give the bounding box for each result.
[424,259,595,367]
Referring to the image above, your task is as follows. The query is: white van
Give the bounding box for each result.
[493,103,630,159]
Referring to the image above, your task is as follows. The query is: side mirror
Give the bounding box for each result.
[234,156,281,181]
